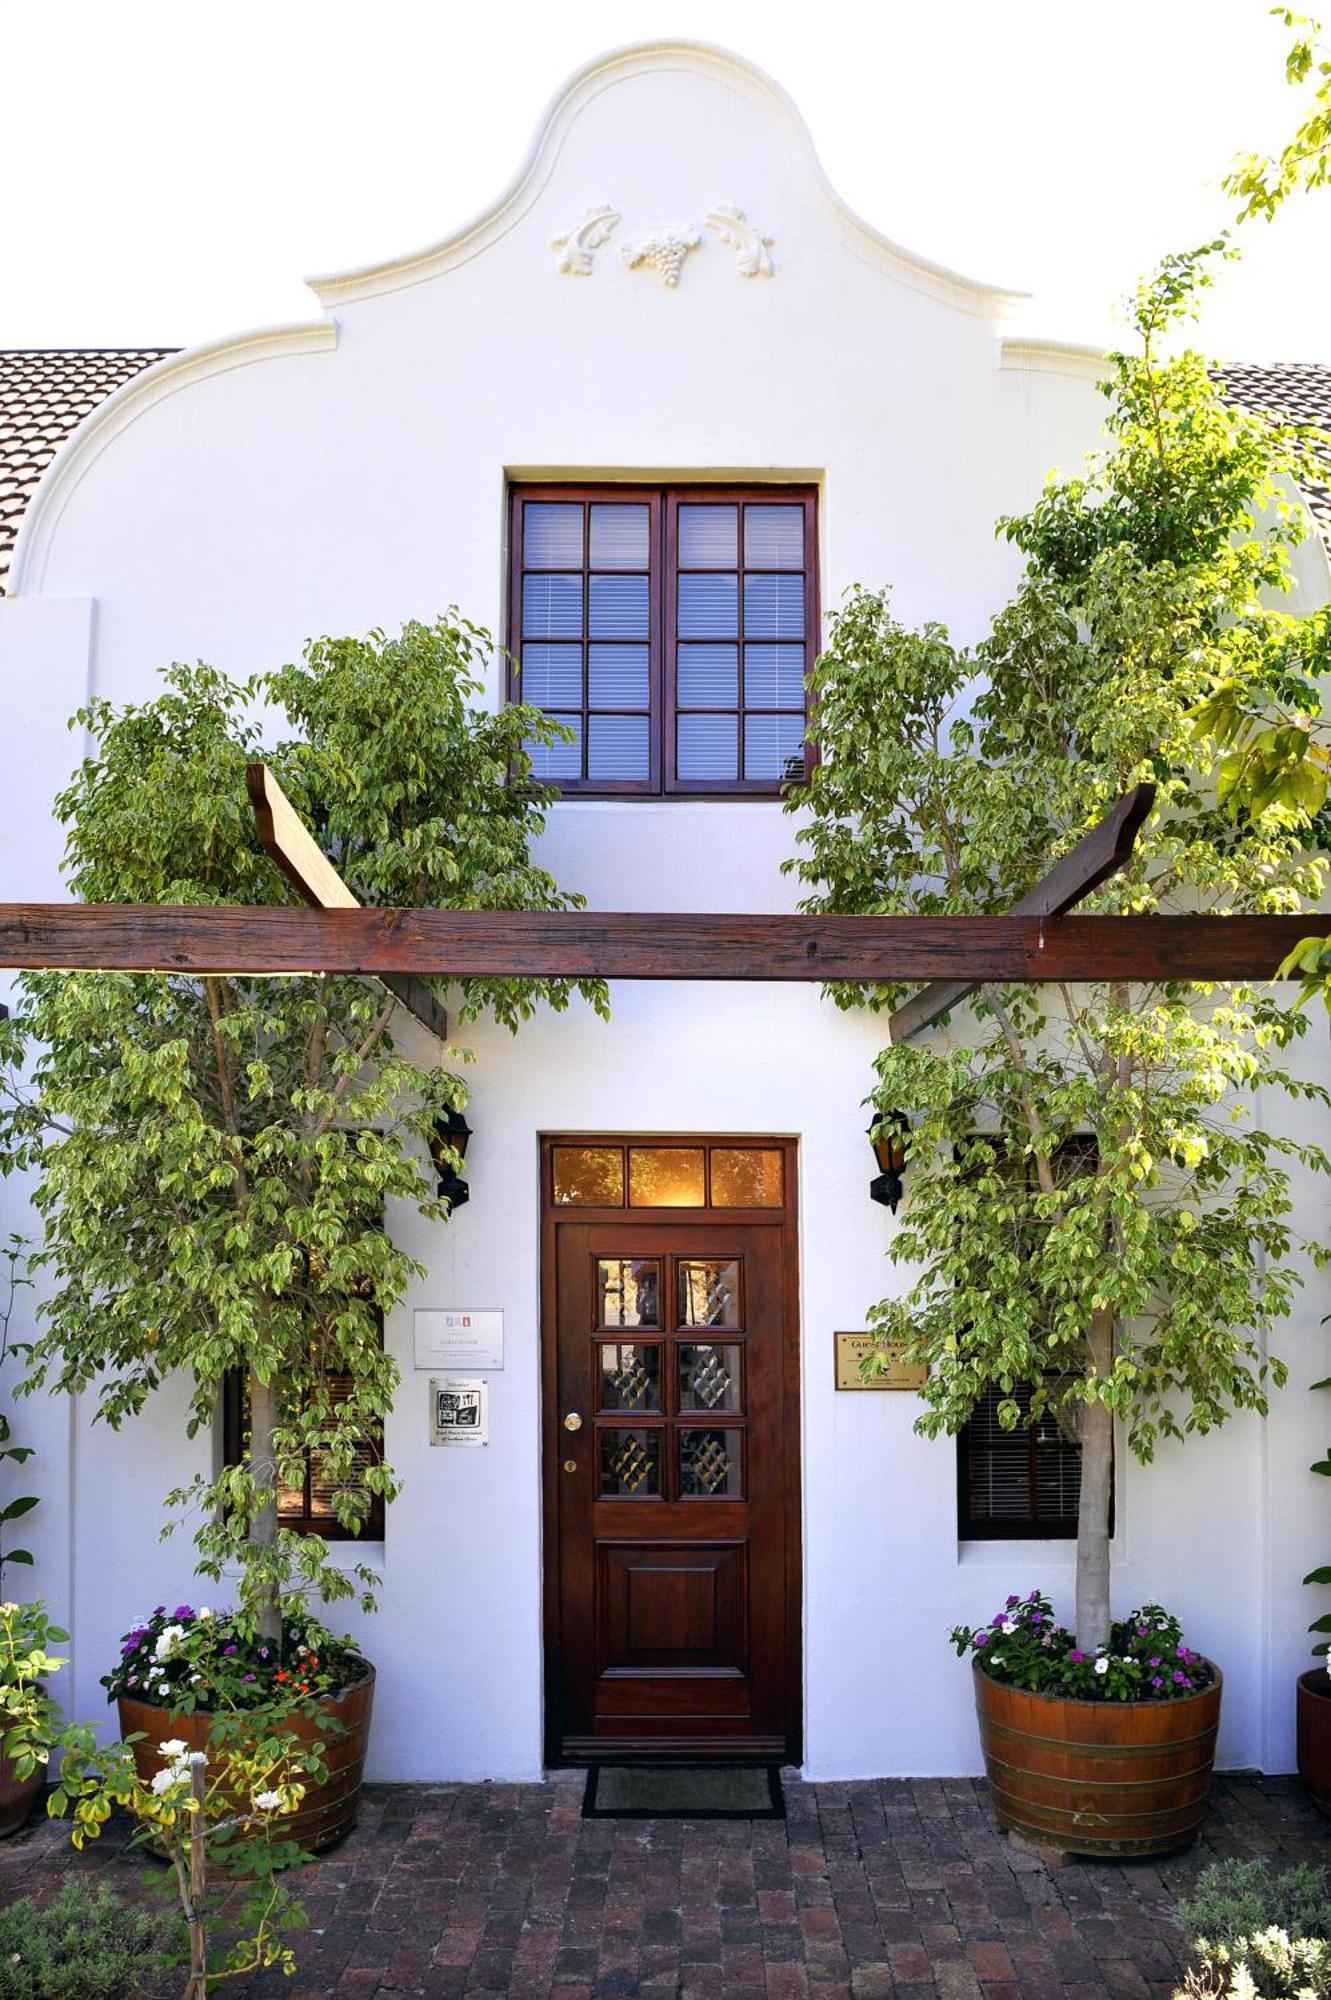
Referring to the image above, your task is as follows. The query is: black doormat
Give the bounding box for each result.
[581,1762,785,1820]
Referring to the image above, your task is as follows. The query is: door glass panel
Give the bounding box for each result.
[523,501,582,568]
[710,1148,784,1207]
[629,1147,706,1207]
[600,1428,662,1497]
[744,504,805,569]
[552,1146,624,1206]
[678,1260,741,1327]
[679,1428,742,1498]
[678,1343,742,1413]
[589,502,650,570]
[598,1343,662,1411]
[678,503,737,568]
[596,1259,660,1328]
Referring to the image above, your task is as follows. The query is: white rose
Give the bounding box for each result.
[1094,1657,1109,1675]
[159,1739,188,1759]
[252,1790,284,1814]
[150,1767,180,1795]
[154,1624,185,1662]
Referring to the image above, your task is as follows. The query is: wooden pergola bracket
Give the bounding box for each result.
[886,784,1156,1042]
[245,764,449,1042]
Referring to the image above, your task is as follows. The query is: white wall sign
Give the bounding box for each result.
[414,1308,504,1372]
[430,1377,488,1448]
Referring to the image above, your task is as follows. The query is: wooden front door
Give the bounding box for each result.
[542,1137,801,1763]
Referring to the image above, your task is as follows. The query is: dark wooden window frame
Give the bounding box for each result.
[221,1315,387,1543]
[507,483,820,799]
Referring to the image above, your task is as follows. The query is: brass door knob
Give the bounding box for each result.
[563,1411,583,1432]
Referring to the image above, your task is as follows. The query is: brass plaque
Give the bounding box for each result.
[835,1332,927,1391]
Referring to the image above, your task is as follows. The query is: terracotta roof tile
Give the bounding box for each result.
[1,350,1328,596]
[0,349,175,591]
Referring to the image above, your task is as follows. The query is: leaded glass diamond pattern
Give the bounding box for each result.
[689,1349,730,1409]
[599,1343,660,1411]
[680,1428,740,1497]
[600,1429,661,1497]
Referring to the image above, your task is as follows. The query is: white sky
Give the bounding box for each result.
[3,0,1329,361]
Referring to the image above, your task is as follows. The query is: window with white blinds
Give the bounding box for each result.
[222,1323,386,1543]
[958,1380,1084,1540]
[509,485,818,795]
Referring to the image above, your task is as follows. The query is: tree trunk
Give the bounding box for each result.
[247,1370,282,1649]
[1075,1306,1115,1654]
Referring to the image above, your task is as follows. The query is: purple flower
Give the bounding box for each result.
[1136,1624,1148,1636]
[259,1647,269,1660]
[244,1672,257,1682]
[1069,1650,1085,1664]
[1172,1670,1188,1685]
[224,1644,238,1656]
[1149,1656,1161,1667]
[1006,1595,1020,1608]
[974,1631,989,1647]
[1151,1676,1164,1689]
[173,1605,194,1621]
[1031,1611,1043,1624]
[153,1606,165,1616]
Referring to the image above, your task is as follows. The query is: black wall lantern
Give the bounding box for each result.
[429,1107,472,1211]
[868,1110,910,1213]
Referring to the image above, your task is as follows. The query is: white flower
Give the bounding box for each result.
[196,1607,212,1620]
[1094,1657,1110,1675]
[154,1624,185,1662]
[159,1738,188,1759]
[150,1766,184,1795]
[989,1655,1005,1668]
[1001,1621,1017,1635]
[252,1790,284,1814]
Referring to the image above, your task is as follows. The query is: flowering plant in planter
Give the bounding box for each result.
[1,1598,69,1784]
[101,1605,363,1714]
[950,1593,1214,1702]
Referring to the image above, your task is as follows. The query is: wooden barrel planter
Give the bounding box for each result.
[1296,1669,1331,1815]
[119,1660,374,1854]
[0,1751,44,1839]
[973,1660,1222,1857]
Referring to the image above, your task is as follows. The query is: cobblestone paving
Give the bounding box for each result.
[1,1772,1327,1997]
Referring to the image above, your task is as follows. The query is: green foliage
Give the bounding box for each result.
[0,1238,36,1583]
[0,617,605,1642]
[785,240,1330,1648]
[1179,1862,1331,1954]
[1178,1930,1331,1999]
[1224,10,1331,222]
[0,1880,176,2000]
[949,1592,1212,1700]
[0,1599,69,1782]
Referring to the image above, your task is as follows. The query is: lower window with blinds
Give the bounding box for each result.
[222,1343,386,1543]
[957,1379,1091,1541]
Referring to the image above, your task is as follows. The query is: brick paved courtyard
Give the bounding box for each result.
[1,1771,1328,1997]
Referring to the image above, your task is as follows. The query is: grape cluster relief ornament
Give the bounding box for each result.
[620,226,702,289]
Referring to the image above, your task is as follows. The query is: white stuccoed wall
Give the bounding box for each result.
[1,40,1328,1780]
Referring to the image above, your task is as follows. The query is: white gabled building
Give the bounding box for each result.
[1,41,1329,1786]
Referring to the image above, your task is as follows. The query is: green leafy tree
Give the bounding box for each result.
[0,617,604,1649]
[786,246,1330,1652]
[1224,8,1331,220]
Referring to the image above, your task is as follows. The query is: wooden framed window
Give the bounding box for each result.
[508,484,818,796]
[958,1380,1084,1540]
[954,1134,1108,1540]
[221,1322,386,1543]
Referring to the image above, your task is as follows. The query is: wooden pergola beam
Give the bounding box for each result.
[0,905,1316,983]
[245,763,449,1042]
[886,784,1157,1043]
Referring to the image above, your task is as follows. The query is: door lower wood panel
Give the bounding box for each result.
[541,1137,802,1763]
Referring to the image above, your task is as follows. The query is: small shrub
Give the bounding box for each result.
[0,1880,176,2000]
[1177,1927,1331,1999]
[1179,1861,1331,1951]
